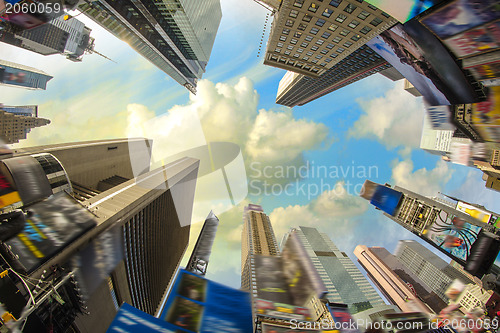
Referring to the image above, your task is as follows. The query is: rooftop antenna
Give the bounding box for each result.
[85,37,117,63]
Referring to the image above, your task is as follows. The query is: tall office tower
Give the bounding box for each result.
[263,0,397,78]
[186,210,219,276]
[420,114,471,157]
[0,106,50,144]
[276,45,391,106]
[241,204,279,293]
[5,139,199,332]
[0,59,53,90]
[290,226,397,321]
[77,0,222,94]
[395,240,473,302]
[354,245,447,313]
[0,15,94,62]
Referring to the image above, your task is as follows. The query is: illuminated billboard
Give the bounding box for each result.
[456,201,492,224]
[161,269,253,333]
[255,298,312,322]
[422,210,481,261]
[360,180,403,216]
[363,0,445,23]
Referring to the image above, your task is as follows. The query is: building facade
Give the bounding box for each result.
[0,59,52,90]
[354,245,433,313]
[0,107,50,144]
[77,0,222,93]
[290,226,396,319]
[4,139,199,332]
[276,44,391,106]
[263,0,397,78]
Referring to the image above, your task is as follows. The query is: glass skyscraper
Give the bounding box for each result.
[0,59,53,90]
[78,0,222,94]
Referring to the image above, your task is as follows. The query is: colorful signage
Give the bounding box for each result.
[363,0,445,23]
[107,303,179,333]
[456,201,492,224]
[256,299,312,322]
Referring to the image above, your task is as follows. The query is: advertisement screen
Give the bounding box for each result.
[370,184,403,216]
[160,269,253,333]
[421,0,500,39]
[254,255,293,304]
[282,231,327,306]
[255,298,312,322]
[422,210,481,261]
[0,192,97,273]
[107,303,179,333]
[363,0,445,23]
[328,306,360,333]
[456,201,492,224]
[0,168,21,210]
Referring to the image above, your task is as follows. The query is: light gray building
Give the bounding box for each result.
[0,59,53,90]
[78,0,222,93]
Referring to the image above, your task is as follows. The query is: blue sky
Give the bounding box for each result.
[1,0,500,293]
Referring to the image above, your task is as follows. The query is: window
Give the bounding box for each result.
[290,10,299,18]
[311,59,318,63]
[290,38,298,44]
[326,43,334,49]
[340,29,350,36]
[348,20,360,29]
[336,47,345,53]
[320,62,327,67]
[351,34,361,41]
[305,35,313,41]
[308,3,318,12]
[293,53,300,57]
[336,14,347,23]
[316,39,324,45]
[358,10,370,20]
[303,56,309,61]
[370,17,383,26]
[282,28,290,35]
[344,4,356,13]
[360,26,372,34]
[293,0,304,8]
[310,27,319,34]
[315,55,323,59]
[328,23,338,31]
[332,36,342,43]
[321,32,331,39]
[329,0,342,7]
[274,48,281,53]
[316,18,326,27]
[298,23,307,31]
[284,50,291,55]
[330,53,338,58]
[367,4,377,10]
[277,42,284,47]
[297,48,304,53]
[343,41,353,47]
[311,45,319,51]
[320,49,328,54]
[286,19,294,27]
[381,12,391,18]
[287,45,294,50]
[303,14,312,22]
[306,51,313,56]
[301,42,309,47]
[279,36,287,41]
[325,58,332,62]
[322,8,333,17]
[294,31,302,38]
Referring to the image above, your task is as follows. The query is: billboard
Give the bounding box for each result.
[471,86,500,142]
[255,299,312,322]
[367,22,479,106]
[443,22,500,58]
[456,201,492,224]
[161,269,253,333]
[363,0,445,23]
[261,322,321,332]
[0,192,97,273]
[421,0,500,39]
[422,209,482,261]
[360,180,403,216]
[327,306,360,333]
[107,303,180,333]
[0,168,21,211]
[425,104,455,130]
[254,255,293,304]
[282,231,327,306]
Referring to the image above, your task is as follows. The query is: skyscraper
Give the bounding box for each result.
[0,15,94,62]
[0,59,52,90]
[241,204,279,294]
[395,240,473,302]
[186,210,219,276]
[77,0,222,93]
[3,139,199,332]
[276,45,391,106]
[288,226,397,320]
[354,245,446,313]
[0,106,50,144]
[262,0,397,78]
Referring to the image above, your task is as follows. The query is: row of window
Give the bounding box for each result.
[290,8,383,27]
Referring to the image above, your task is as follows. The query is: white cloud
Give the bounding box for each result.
[269,181,369,241]
[349,80,425,149]
[391,158,453,196]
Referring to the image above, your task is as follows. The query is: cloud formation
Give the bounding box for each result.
[390,158,453,197]
[349,80,425,149]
